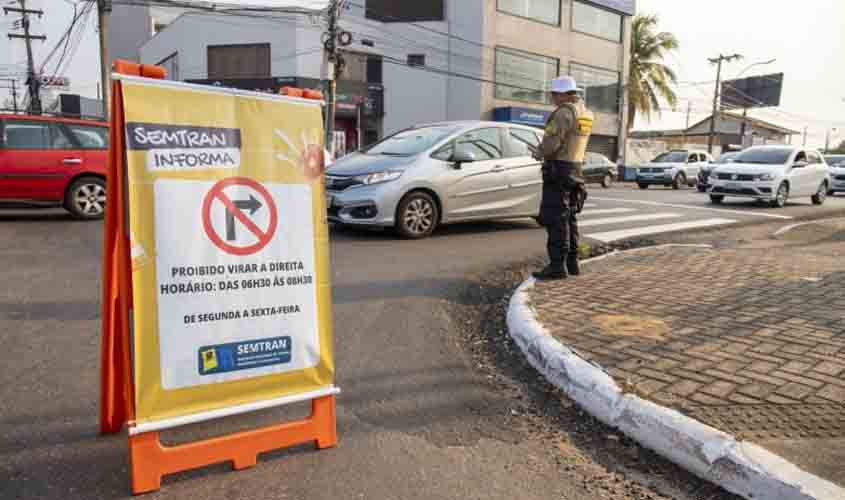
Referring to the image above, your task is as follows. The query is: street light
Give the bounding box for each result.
[735,59,777,148]
[735,58,777,79]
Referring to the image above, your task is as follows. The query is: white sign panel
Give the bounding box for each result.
[153,179,320,390]
[178,0,329,9]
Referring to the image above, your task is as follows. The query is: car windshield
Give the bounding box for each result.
[825,155,845,166]
[365,126,460,156]
[715,153,739,164]
[652,151,688,163]
[734,148,793,165]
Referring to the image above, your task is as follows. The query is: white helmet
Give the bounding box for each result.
[550,75,582,94]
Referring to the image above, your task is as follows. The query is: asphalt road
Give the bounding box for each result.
[2,187,844,500]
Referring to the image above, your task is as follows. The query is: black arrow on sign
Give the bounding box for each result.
[225,195,263,241]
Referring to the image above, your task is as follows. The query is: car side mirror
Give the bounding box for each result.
[793,161,809,169]
[451,148,476,168]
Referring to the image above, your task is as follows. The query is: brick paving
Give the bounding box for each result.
[529,243,845,441]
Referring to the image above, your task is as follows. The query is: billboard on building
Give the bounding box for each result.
[721,73,784,110]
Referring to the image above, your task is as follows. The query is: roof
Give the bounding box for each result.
[0,113,108,127]
[632,113,801,138]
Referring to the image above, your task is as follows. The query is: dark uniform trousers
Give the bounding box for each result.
[539,160,582,267]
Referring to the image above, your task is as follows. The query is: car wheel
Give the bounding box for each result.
[65,176,106,219]
[396,191,439,239]
[771,182,789,208]
[672,172,687,190]
[638,183,649,190]
[601,173,613,188]
[812,181,828,205]
[709,195,724,204]
[697,184,706,193]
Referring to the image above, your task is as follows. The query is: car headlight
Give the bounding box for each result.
[757,173,775,181]
[355,171,402,185]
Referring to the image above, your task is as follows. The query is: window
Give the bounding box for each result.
[572,1,622,42]
[367,55,383,83]
[507,128,540,157]
[367,125,460,157]
[156,52,180,81]
[407,54,426,67]
[67,125,108,150]
[497,0,560,25]
[688,154,699,163]
[455,128,503,161]
[51,125,74,149]
[2,120,51,149]
[365,0,444,23]
[807,151,822,164]
[207,44,270,79]
[569,62,619,114]
[495,47,559,104]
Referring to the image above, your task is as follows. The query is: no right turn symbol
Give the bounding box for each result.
[202,177,278,256]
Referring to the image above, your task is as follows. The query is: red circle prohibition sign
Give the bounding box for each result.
[202,177,278,256]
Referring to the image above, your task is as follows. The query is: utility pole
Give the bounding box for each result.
[682,101,691,145]
[322,0,339,155]
[707,53,742,154]
[739,108,748,148]
[5,0,46,114]
[825,128,837,154]
[97,0,111,120]
[803,127,808,146]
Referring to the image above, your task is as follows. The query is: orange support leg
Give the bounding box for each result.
[129,395,337,495]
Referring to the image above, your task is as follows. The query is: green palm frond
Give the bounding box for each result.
[627,14,680,132]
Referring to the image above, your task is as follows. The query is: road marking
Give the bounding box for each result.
[580,213,681,227]
[589,196,793,220]
[581,208,637,216]
[587,218,737,242]
[582,203,597,208]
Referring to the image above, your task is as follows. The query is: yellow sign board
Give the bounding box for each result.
[121,78,334,427]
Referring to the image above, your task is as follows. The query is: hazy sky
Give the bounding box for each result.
[2,0,843,148]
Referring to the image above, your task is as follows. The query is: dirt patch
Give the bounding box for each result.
[592,314,669,341]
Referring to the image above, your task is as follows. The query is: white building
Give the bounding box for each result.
[117,1,634,159]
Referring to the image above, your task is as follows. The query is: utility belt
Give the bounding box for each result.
[541,160,588,214]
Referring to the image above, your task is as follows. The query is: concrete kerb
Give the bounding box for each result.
[506,245,845,500]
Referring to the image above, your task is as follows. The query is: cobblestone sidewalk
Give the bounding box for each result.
[529,238,845,481]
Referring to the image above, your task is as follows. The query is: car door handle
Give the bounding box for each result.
[491,165,506,173]
[63,158,83,165]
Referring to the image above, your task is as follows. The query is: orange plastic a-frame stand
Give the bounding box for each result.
[129,396,337,494]
[99,60,337,495]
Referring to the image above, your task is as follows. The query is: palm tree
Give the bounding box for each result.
[627,14,679,132]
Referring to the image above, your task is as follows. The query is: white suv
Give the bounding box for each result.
[637,150,713,190]
[708,146,831,208]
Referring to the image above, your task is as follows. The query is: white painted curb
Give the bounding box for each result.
[507,246,845,500]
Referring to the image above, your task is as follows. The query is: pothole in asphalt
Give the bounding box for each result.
[591,314,669,341]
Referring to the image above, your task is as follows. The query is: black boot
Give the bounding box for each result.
[566,253,581,276]
[533,263,568,281]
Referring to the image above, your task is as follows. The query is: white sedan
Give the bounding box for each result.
[708,145,831,208]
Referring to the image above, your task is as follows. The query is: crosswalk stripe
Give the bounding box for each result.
[580,213,681,227]
[587,218,736,242]
[582,203,597,208]
[589,196,792,220]
[581,208,637,216]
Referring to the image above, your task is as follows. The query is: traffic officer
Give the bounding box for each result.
[533,75,594,281]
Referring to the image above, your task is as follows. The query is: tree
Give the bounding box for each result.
[627,14,680,132]
[833,140,845,154]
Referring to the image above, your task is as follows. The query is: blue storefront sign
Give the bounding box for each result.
[494,107,551,128]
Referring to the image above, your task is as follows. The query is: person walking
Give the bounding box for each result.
[533,76,594,280]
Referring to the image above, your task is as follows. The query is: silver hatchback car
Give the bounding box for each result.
[326,121,545,238]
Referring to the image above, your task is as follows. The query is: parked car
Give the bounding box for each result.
[708,145,830,208]
[584,152,617,188]
[326,120,552,238]
[697,151,740,192]
[0,113,108,219]
[636,149,714,190]
[827,154,845,194]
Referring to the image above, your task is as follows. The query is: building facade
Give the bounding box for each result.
[136,1,634,159]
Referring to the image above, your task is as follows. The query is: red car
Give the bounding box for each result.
[0,113,108,219]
